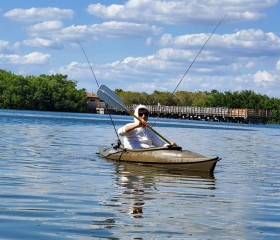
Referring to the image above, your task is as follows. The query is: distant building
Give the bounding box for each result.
[86,93,105,113]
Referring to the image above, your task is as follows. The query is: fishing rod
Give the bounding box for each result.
[75,38,99,88]
[151,15,226,127]
[171,14,226,95]
[75,38,121,144]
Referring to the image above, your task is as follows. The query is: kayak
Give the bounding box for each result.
[99,146,220,172]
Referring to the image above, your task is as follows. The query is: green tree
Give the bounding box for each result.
[0,70,87,112]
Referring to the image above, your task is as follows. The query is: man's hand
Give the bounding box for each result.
[167,142,177,147]
[125,118,148,132]
[138,118,148,127]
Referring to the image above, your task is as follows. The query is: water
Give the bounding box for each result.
[0,109,279,239]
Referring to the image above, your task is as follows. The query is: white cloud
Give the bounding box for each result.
[0,40,12,53]
[87,0,277,24]
[24,52,50,64]
[245,61,255,69]
[146,37,153,46]
[276,60,280,71]
[50,61,99,90]
[25,21,162,47]
[0,52,50,65]
[51,61,103,79]
[159,29,280,56]
[253,70,276,86]
[87,21,161,37]
[29,21,64,32]
[105,48,197,75]
[87,3,124,18]
[4,7,73,23]
[0,40,20,53]
[23,38,62,48]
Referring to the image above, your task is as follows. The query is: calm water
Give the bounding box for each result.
[0,109,279,239]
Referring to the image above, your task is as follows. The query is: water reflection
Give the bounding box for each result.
[113,162,216,219]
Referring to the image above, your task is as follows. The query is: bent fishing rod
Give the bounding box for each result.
[75,38,121,143]
[75,38,99,88]
[151,15,226,127]
[171,14,226,95]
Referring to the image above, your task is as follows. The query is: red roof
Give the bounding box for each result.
[86,93,99,99]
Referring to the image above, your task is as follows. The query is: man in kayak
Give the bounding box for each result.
[118,104,176,149]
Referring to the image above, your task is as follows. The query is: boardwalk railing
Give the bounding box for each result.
[97,103,273,123]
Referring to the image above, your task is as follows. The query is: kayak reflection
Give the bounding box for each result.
[112,161,216,219]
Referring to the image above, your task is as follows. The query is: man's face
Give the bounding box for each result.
[138,109,149,120]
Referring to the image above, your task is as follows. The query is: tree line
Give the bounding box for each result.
[0,69,279,122]
[115,89,280,123]
[115,88,279,110]
[0,69,87,112]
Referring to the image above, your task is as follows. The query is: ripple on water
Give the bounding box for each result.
[0,110,280,239]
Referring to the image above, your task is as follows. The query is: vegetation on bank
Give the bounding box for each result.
[0,69,279,123]
[115,89,280,123]
[0,69,87,112]
[115,88,279,109]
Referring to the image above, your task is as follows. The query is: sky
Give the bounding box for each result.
[0,0,280,98]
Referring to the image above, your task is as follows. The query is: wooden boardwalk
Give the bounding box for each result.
[96,103,273,124]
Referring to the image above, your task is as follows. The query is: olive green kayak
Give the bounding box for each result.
[99,146,220,172]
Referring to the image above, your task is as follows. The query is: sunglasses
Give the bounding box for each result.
[138,110,149,117]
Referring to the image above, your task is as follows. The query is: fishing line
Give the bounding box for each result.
[75,38,99,88]
[171,14,226,95]
[151,15,226,127]
[75,38,121,144]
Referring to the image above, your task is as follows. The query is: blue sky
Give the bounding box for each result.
[0,0,280,98]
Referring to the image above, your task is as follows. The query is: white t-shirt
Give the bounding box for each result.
[118,123,167,149]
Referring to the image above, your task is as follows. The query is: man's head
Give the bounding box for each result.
[134,105,149,123]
